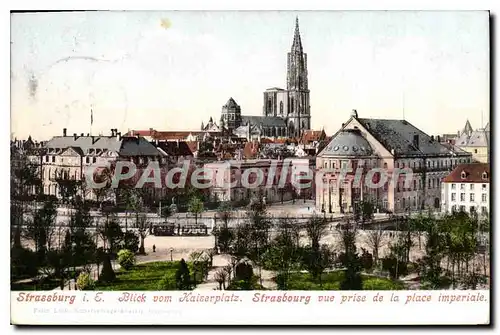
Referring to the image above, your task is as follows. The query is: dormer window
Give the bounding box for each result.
[482,172,488,180]
[461,171,467,180]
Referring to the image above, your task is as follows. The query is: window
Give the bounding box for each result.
[332,162,336,169]
[481,206,488,215]
[451,183,456,190]
[459,205,466,212]
[93,157,97,163]
[470,206,476,213]
[470,193,475,202]
[428,180,431,189]
[432,179,435,188]
[482,172,488,180]
[482,194,487,203]
[51,156,55,163]
[461,171,467,180]
[470,184,474,190]
[383,162,388,169]
[451,193,456,201]
[460,184,465,190]
[45,156,49,162]
[85,157,90,164]
[452,205,457,212]
[341,160,349,169]
[474,149,478,154]
[460,193,465,202]
[482,184,487,191]
[413,180,417,190]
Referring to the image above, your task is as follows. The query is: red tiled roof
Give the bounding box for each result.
[300,130,326,144]
[443,163,490,183]
[243,142,259,159]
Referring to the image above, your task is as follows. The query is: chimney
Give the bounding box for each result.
[431,135,434,142]
[73,133,77,140]
[437,135,441,143]
[413,134,419,149]
[117,132,121,140]
[136,135,140,144]
[341,123,345,128]
[63,128,67,136]
[87,133,90,136]
[110,129,115,137]
[81,133,84,137]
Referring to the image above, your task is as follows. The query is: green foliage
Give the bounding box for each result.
[381,257,408,279]
[98,214,124,254]
[188,196,204,215]
[235,262,254,282]
[121,230,139,253]
[362,277,405,290]
[360,249,374,272]
[76,272,96,291]
[11,246,39,279]
[175,259,192,290]
[157,272,177,290]
[117,249,136,270]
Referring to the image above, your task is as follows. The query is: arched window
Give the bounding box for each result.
[280,101,284,115]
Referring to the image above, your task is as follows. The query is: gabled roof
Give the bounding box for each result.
[356,118,452,157]
[456,129,489,148]
[300,129,326,144]
[442,163,490,183]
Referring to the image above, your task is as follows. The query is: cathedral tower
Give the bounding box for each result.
[286,17,311,137]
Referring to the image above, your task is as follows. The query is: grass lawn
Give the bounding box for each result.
[95,261,180,291]
[285,271,405,290]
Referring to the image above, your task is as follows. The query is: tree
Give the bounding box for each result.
[25,199,58,263]
[419,218,445,289]
[65,201,97,268]
[339,224,362,290]
[214,268,227,290]
[302,215,331,284]
[264,216,301,290]
[175,258,192,290]
[188,196,204,225]
[214,202,234,253]
[117,249,136,270]
[364,224,386,267]
[97,213,123,255]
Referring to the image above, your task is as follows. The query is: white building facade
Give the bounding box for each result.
[441,163,490,216]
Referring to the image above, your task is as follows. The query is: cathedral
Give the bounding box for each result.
[211,17,311,140]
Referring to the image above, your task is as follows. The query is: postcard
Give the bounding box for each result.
[10,9,490,325]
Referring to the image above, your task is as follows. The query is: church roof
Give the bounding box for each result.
[291,16,303,53]
[224,97,239,108]
[318,129,375,157]
[241,115,287,128]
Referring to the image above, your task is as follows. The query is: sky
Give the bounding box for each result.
[10,11,489,141]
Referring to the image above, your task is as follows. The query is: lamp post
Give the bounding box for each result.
[170,247,173,262]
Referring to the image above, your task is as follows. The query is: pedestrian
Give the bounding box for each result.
[152,244,156,253]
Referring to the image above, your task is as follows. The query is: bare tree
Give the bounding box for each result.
[364,224,387,266]
[214,268,227,290]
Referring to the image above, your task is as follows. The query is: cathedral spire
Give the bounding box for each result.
[291,16,303,53]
